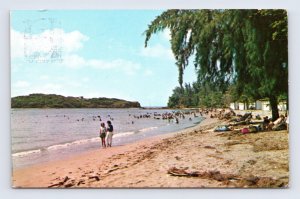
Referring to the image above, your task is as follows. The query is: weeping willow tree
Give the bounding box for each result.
[144,9,288,120]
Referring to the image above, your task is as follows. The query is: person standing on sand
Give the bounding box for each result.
[106,120,114,147]
[99,122,107,148]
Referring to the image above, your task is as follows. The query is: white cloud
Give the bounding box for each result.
[89,59,140,75]
[62,30,89,52]
[10,29,25,58]
[14,81,30,88]
[62,54,140,75]
[140,44,174,60]
[63,54,86,68]
[39,75,49,80]
[11,28,89,59]
[11,28,141,76]
[144,69,153,76]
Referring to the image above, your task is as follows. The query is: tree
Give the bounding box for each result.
[167,81,228,108]
[145,9,288,120]
[168,86,184,108]
[167,84,196,108]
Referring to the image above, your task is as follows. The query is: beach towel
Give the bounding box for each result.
[214,125,231,132]
[241,128,250,134]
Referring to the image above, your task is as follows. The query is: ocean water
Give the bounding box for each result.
[11,108,204,169]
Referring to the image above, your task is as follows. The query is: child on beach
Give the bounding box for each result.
[99,122,107,148]
[106,121,114,147]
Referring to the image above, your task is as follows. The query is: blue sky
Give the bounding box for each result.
[11,10,197,106]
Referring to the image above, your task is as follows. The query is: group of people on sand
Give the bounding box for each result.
[213,108,289,133]
[99,120,114,148]
[263,114,289,131]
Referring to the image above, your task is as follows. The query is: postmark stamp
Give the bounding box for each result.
[23,17,63,63]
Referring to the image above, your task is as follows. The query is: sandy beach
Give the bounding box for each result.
[12,115,289,188]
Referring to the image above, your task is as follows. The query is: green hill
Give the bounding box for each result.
[11,94,141,108]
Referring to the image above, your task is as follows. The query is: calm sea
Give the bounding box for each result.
[11,108,204,169]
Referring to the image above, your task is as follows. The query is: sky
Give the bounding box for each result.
[10,10,197,107]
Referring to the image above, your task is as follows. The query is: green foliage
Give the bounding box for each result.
[145,9,288,119]
[168,82,228,108]
[11,94,141,108]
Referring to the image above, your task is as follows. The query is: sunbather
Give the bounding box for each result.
[267,115,285,130]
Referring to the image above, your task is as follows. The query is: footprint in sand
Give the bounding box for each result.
[175,156,181,160]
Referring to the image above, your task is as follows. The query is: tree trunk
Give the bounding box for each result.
[269,95,279,121]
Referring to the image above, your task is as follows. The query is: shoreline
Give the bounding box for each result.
[11,107,205,170]
[12,115,288,188]
[12,116,220,188]
[12,115,205,170]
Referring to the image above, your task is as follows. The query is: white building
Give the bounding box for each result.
[230,100,287,111]
[238,102,246,110]
[255,101,262,110]
[256,100,287,111]
[278,101,287,111]
[261,101,270,111]
[230,102,239,110]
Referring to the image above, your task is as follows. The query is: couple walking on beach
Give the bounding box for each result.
[99,120,114,148]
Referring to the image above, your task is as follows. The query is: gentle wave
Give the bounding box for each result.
[113,131,135,138]
[12,149,42,157]
[12,137,102,157]
[47,137,101,151]
[139,126,158,132]
[113,126,158,138]
[12,130,138,157]
[13,126,158,158]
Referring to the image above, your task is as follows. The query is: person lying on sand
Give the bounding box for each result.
[267,115,286,130]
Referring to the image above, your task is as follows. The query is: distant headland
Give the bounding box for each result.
[11,93,141,108]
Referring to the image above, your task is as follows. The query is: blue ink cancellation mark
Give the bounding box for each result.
[23,17,63,63]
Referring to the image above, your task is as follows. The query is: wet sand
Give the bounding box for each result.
[12,115,289,188]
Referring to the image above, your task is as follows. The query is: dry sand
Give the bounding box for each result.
[12,115,289,188]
